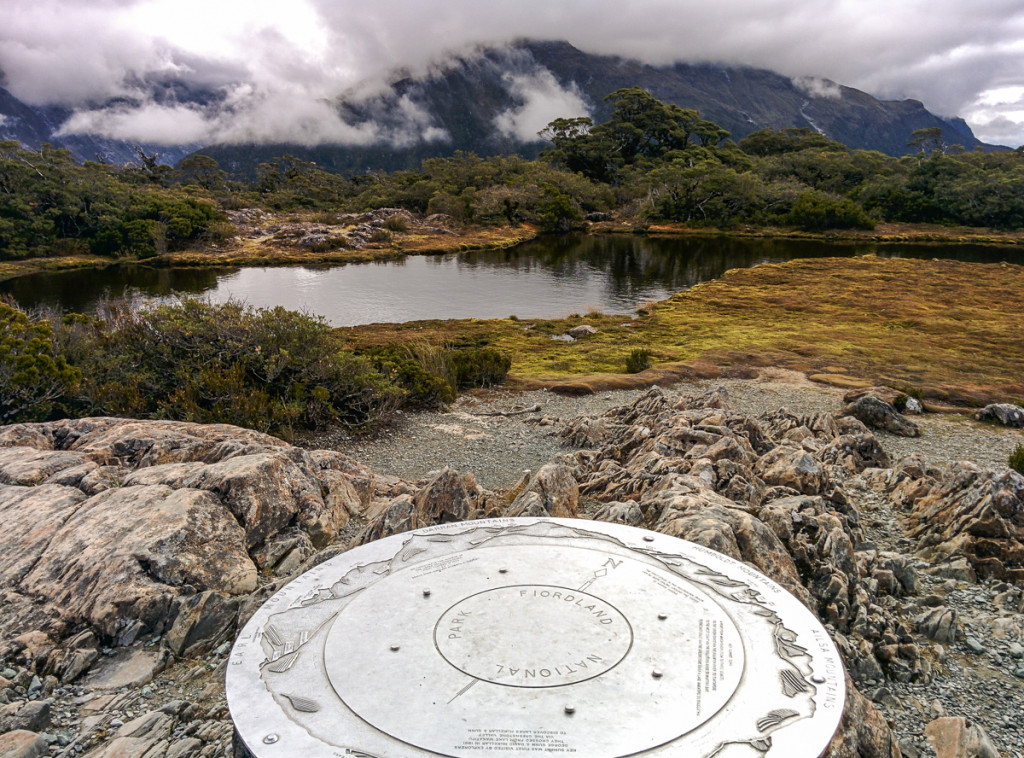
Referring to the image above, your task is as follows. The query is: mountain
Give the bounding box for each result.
[0,84,196,166]
[199,40,995,177]
[1,41,996,172]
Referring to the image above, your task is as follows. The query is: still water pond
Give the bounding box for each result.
[4,235,1022,326]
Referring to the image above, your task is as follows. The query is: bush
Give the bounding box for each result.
[451,347,511,389]
[0,302,80,423]
[1010,444,1024,475]
[625,348,652,373]
[786,191,875,231]
[366,344,457,410]
[65,298,402,434]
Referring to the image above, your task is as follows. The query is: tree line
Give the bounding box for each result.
[3,87,1024,262]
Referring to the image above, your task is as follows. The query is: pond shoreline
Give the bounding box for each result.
[3,216,1023,285]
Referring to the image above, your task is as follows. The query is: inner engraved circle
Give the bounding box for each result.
[434,584,633,688]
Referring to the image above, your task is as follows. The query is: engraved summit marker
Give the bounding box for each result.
[228,518,845,757]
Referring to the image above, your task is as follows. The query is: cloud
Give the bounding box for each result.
[792,77,842,100]
[2,0,1024,147]
[494,70,591,142]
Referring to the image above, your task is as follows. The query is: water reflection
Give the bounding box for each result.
[3,235,1021,326]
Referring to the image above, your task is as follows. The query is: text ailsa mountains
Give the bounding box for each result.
[0,40,991,172]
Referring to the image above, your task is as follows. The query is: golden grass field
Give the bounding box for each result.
[340,255,1024,407]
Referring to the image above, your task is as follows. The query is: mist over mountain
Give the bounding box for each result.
[0,41,996,172]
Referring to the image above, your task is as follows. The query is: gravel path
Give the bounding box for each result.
[323,374,1024,491]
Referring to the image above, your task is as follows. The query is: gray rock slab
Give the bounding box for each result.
[81,647,168,692]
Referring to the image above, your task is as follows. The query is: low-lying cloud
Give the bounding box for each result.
[2,0,1023,147]
[494,70,591,142]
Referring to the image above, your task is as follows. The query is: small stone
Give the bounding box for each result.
[964,636,985,654]
[1007,642,1024,659]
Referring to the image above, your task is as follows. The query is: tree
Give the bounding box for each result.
[908,127,945,155]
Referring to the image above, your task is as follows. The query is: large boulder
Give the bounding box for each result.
[838,396,920,438]
[974,403,1024,428]
[0,418,372,667]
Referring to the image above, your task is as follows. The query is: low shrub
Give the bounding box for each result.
[452,347,511,389]
[625,348,652,374]
[1010,444,1024,475]
[64,298,402,435]
[0,302,81,423]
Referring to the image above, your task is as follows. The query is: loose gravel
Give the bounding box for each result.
[321,375,1024,491]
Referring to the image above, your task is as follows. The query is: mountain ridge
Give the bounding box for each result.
[0,41,1001,172]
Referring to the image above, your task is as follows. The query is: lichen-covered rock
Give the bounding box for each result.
[974,403,1024,428]
[21,485,257,639]
[412,467,485,527]
[907,464,1024,582]
[0,417,374,668]
[506,463,578,518]
[838,396,920,438]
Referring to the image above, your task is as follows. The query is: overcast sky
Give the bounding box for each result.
[2,0,1023,147]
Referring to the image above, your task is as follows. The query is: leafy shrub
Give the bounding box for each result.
[451,347,511,388]
[625,348,652,373]
[1010,444,1024,475]
[893,394,908,412]
[0,302,80,423]
[786,191,875,231]
[366,344,457,409]
[65,298,401,434]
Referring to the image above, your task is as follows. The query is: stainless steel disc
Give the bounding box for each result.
[228,518,845,758]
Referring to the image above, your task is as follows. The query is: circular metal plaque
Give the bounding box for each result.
[228,518,845,758]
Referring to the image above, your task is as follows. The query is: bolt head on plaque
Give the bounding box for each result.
[228,518,845,758]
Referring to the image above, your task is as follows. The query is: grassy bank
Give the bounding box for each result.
[340,255,1024,407]
[0,216,538,283]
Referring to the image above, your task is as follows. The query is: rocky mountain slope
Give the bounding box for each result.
[201,40,992,176]
[2,40,994,171]
[0,385,1022,757]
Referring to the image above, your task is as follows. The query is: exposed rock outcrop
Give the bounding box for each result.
[0,418,369,666]
[839,396,920,438]
[3,385,1021,757]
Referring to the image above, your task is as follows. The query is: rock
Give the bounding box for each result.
[904,397,924,414]
[963,636,985,654]
[648,482,812,606]
[755,445,829,494]
[21,485,257,638]
[411,467,484,527]
[0,700,51,733]
[907,465,1024,582]
[81,647,168,691]
[0,485,88,586]
[566,324,598,339]
[824,674,902,758]
[0,731,48,758]
[924,716,999,758]
[506,464,578,518]
[81,709,174,758]
[914,606,958,643]
[165,590,241,658]
[842,386,905,405]
[838,396,920,438]
[974,403,1024,427]
[0,448,94,486]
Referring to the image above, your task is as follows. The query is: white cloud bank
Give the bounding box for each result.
[2,0,1023,147]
